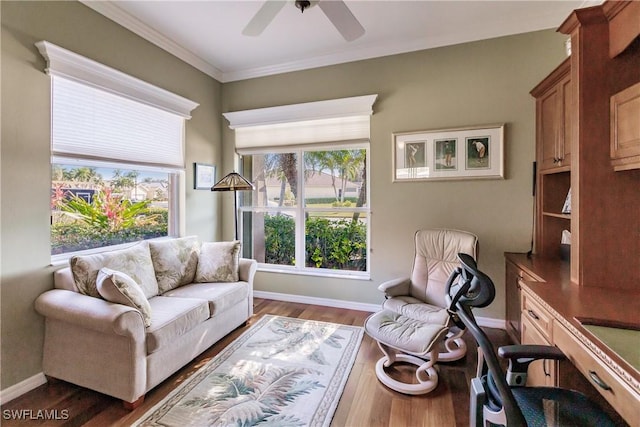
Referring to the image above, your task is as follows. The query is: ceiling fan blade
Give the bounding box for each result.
[242,0,287,37]
[318,0,365,42]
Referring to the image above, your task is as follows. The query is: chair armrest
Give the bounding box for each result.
[378,277,411,297]
[239,258,257,286]
[499,344,566,362]
[498,344,566,386]
[35,289,145,338]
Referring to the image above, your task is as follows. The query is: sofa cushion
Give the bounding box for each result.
[97,268,152,327]
[149,236,200,294]
[194,241,241,283]
[70,242,159,299]
[163,282,249,317]
[145,296,209,354]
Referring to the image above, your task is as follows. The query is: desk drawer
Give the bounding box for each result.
[521,290,553,341]
[554,322,639,426]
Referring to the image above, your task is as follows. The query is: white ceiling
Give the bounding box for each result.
[82,1,599,83]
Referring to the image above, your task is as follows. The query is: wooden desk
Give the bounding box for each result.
[505,253,640,425]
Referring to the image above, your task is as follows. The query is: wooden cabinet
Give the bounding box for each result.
[521,316,557,387]
[504,260,522,344]
[610,81,640,171]
[554,322,639,426]
[605,0,640,58]
[527,2,640,289]
[536,171,571,259]
[501,2,639,423]
[531,59,573,262]
[531,58,572,172]
[520,288,557,387]
[502,254,638,425]
[505,257,539,344]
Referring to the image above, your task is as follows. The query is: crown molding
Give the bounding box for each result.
[36,41,199,118]
[221,36,438,82]
[80,0,224,82]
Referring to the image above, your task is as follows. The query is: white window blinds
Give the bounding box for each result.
[52,76,185,169]
[223,94,377,153]
[37,40,199,170]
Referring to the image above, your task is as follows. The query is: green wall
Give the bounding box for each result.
[221,30,568,319]
[1,1,222,390]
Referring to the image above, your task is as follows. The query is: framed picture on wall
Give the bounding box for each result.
[434,138,458,171]
[393,124,504,181]
[466,136,491,170]
[194,163,216,190]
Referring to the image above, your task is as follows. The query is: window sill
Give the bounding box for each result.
[50,236,176,267]
[257,265,370,281]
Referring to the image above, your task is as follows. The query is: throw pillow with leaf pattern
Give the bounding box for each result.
[149,236,200,293]
[70,242,159,299]
[195,241,241,283]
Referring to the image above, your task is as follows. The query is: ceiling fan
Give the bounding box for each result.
[243,0,365,42]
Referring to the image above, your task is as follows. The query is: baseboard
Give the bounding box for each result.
[476,316,506,329]
[0,372,47,405]
[254,290,380,313]
[253,290,506,329]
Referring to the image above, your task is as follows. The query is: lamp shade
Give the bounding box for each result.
[211,172,254,192]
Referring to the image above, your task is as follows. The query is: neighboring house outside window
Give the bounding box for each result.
[37,41,198,261]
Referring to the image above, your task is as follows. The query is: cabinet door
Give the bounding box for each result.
[538,86,562,171]
[533,59,571,172]
[610,81,640,171]
[521,315,557,387]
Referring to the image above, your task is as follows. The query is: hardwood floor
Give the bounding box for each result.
[1,298,509,426]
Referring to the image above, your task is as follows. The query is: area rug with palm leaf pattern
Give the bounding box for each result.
[133,315,364,427]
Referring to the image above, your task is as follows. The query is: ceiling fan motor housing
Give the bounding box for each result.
[295,0,313,13]
[245,0,363,42]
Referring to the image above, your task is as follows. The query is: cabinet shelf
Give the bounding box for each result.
[542,212,571,220]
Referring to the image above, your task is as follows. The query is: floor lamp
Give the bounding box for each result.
[211,171,254,240]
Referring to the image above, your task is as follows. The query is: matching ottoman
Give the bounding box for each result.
[364,310,449,395]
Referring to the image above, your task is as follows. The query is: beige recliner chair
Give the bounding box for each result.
[364,228,478,394]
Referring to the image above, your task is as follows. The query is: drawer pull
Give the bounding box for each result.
[589,371,612,391]
[527,309,540,320]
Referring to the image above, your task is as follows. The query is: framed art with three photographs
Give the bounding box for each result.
[194,163,216,190]
[393,124,505,182]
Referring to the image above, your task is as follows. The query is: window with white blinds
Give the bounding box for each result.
[38,41,199,259]
[52,76,185,169]
[223,94,377,154]
[223,95,377,277]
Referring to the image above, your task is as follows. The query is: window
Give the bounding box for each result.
[224,94,377,277]
[240,145,369,275]
[37,41,198,259]
[51,162,176,255]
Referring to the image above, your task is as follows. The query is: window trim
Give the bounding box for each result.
[240,143,370,278]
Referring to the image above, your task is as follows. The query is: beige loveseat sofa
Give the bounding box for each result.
[35,236,257,409]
